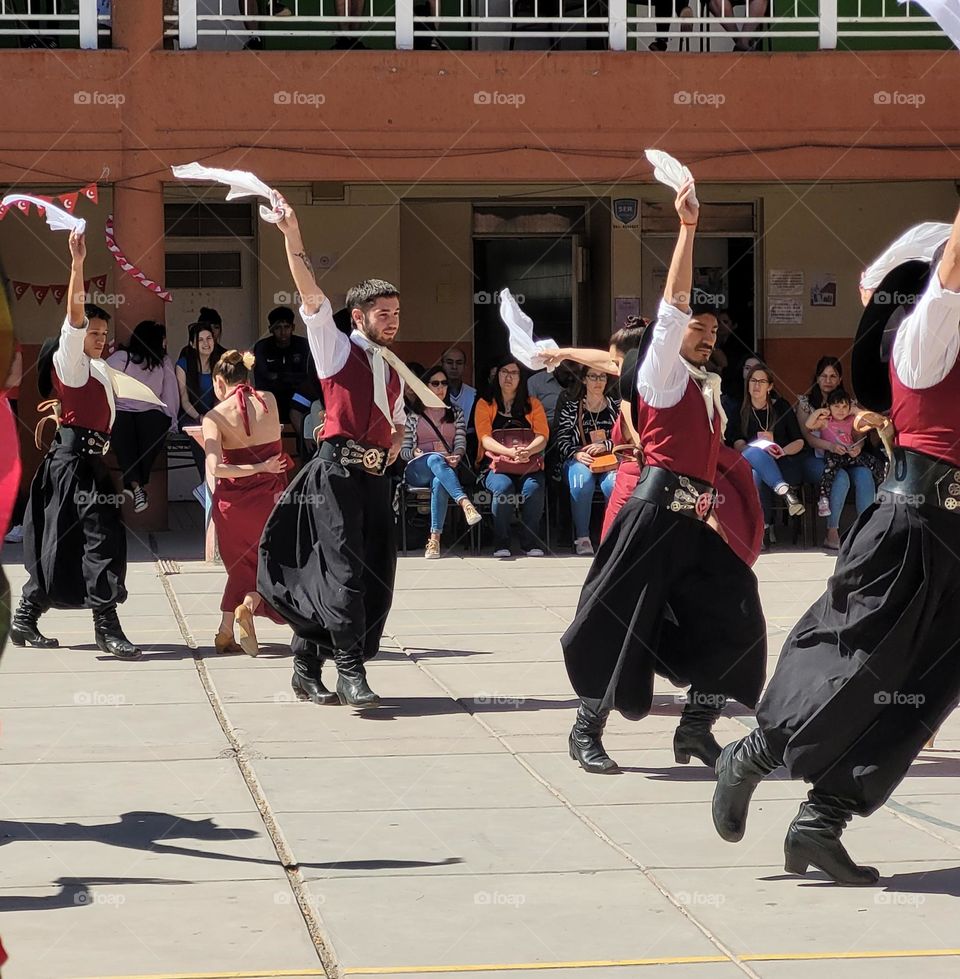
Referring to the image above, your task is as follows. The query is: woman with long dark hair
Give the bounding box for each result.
[795,355,876,548]
[475,356,548,557]
[106,320,179,512]
[203,350,292,656]
[400,364,481,559]
[176,322,226,490]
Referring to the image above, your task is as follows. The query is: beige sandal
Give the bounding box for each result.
[234,604,259,657]
[214,631,242,655]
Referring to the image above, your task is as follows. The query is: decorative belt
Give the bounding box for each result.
[54,425,111,457]
[878,447,960,513]
[631,465,716,521]
[319,437,389,476]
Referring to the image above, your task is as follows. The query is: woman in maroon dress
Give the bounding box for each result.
[202,351,292,656]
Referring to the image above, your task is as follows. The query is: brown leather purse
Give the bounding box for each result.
[486,426,544,476]
[577,401,618,473]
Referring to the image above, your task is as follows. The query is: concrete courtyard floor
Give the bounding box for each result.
[2,528,959,979]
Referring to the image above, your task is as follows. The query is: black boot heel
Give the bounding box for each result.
[674,746,691,765]
[334,647,380,707]
[673,692,724,768]
[569,704,619,774]
[783,797,880,886]
[783,849,809,875]
[9,599,59,648]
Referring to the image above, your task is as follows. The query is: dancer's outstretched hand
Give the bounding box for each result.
[69,229,86,263]
[675,177,699,226]
[276,199,300,237]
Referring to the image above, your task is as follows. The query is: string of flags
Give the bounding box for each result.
[0,182,98,222]
[9,274,108,306]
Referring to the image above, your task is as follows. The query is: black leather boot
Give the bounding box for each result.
[673,691,724,767]
[9,599,59,648]
[93,605,141,660]
[568,702,619,774]
[712,727,781,842]
[291,650,339,706]
[784,793,879,885]
[333,647,380,707]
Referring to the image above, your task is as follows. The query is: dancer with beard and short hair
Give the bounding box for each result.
[257,201,445,707]
[712,206,960,886]
[562,177,766,775]
[9,229,140,659]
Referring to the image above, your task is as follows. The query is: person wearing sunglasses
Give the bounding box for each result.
[554,367,621,555]
[400,365,481,559]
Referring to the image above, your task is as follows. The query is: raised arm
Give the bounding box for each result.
[892,203,960,389]
[664,178,698,312]
[276,201,324,315]
[66,229,86,328]
[538,346,621,375]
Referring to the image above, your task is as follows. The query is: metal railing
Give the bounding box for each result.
[0,0,110,48]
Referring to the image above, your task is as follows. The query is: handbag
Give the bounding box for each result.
[486,426,544,476]
[418,410,479,487]
[577,400,619,474]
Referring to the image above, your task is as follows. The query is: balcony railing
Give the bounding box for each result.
[0,0,110,49]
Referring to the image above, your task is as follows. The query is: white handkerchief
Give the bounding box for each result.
[171,162,282,224]
[2,194,86,234]
[645,149,700,207]
[749,438,775,451]
[860,221,952,290]
[901,0,960,47]
[497,288,559,372]
[106,366,165,408]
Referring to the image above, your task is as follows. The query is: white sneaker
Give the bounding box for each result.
[493,548,511,558]
[574,537,594,556]
[4,524,23,544]
[525,548,545,557]
[193,484,206,507]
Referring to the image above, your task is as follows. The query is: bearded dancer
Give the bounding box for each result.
[9,230,140,658]
[712,205,960,886]
[562,178,766,775]
[257,202,443,707]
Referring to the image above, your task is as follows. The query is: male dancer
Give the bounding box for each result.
[258,202,439,707]
[9,230,140,658]
[713,205,960,885]
[562,179,766,774]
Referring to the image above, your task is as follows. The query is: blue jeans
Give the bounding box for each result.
[741,446,808,523]
[803,455,875,530]
[404,453,468,534]
[564,459,616,538]
[483,469,546,551]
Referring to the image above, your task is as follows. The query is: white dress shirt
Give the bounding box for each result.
[636,299,694,408]
[300,299,405,427]
[892,268,960,390]
[53,316,116,427]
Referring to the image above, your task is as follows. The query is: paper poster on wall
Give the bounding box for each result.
[768,268,804,296]
[614,296,641,332]
[810,273,837,307]
[768,298,803,325]
[612,198,640,227]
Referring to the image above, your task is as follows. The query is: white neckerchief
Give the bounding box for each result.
[350,330,445,431]
[684,360,726,434]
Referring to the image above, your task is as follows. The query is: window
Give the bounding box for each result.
[164,202,254,238]
[165,252,242,289]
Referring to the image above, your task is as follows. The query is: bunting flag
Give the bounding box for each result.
[0,182,97,221]
[82,182,98,204]
[0,203,8,221]
[105,213,172,303]
[7,272,108,305]
[58,191,79,213]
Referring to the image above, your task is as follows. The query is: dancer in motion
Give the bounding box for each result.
[258,201,443,706]
[203,350,292,656]
[562,178,766,774]
[713,204,960,885]
[9,230,140,658]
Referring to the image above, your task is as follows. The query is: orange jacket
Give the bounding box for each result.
[474,396,549,464]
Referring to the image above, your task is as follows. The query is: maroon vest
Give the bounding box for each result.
[319,342,402,450]
[53,367,112,435]
[634,377,722,485]
[890,356,960,467]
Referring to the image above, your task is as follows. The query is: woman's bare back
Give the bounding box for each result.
[210,387,283,449]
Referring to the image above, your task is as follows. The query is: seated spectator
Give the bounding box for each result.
[708,0,769,50]
[475,358,549,558]
[401,365,482,559]
[528,363,574,428]
[554,366,620,556]
[441,347,477,434]
[176,322,227,497]
[197,305,223,346]
[721,352,761,426]
[725,362,806,548]
[252,306,312,422]
[106,320,179,513]
[795,356,876,549]
[806,388,886,523]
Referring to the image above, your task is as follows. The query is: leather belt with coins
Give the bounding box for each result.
[319,437,389,476]
[878,447,960,514]
[631,464,716,522]
[55,425,111,458]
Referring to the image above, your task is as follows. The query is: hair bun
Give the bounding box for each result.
[242,352,255,369]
